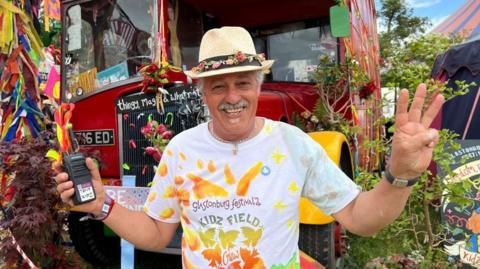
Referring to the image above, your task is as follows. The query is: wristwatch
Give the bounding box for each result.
[80,195,115,221]
[384,166,419,187]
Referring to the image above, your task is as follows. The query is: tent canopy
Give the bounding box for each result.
[431,0,480,41]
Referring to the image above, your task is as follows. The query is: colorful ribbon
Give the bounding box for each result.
[53,103,75,154]
[0,0,44,60]
[1,71,45,142]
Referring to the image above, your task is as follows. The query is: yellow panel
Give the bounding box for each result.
[308,131,348,165]
[299,131,350,224]
[299,198,335,224]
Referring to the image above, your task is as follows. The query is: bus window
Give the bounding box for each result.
[64,0,156,101]
[253,21,337,83]
[169,0,204,71]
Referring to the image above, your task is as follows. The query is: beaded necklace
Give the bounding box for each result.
[208,121,258,155]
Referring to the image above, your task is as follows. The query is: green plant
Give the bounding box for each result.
[0,132,81,268]
[305,56,368,138]
[346,34,476,267]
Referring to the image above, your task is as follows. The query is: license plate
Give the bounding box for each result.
[75,129,115,146]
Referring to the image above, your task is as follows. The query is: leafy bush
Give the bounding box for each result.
[346,34,476,267]
[0,132,81,268]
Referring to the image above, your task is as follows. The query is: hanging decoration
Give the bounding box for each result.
[0,1,46,142]
[0,1,44,58]
[0,3,68,268]
[43,0,61,32]
[53,103,75,155]
[137,0,181,114]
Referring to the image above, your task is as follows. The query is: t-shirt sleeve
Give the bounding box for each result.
[143,144,181,223]
[300,135,361,215]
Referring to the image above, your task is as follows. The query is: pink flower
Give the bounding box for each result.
[153,150,162,162]
[235,51,246,62]
[197,62,206,71]
[212,62,221,69]
[145,147,163,162]
[162,130,173,140]
[257,53,266,61]
[141,122,155,137]
[156,124,167,134]
[144,146,158,156]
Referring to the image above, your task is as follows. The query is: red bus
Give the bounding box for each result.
[61,0,381,267]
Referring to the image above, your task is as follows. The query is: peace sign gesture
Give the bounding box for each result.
[388,83,445,179]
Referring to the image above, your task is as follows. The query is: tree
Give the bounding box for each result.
[377,0,431,61]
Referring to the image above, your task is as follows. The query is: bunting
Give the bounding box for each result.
[44,0,60,32]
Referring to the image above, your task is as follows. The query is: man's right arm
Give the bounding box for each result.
[55,157,178,252]
[103,203,179,252]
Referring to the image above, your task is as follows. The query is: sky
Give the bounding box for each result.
[375,0,466,32]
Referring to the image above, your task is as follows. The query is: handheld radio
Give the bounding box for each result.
[64,128,96,205]
[55,104,96,205]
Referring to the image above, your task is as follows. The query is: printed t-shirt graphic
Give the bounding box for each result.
[144,119,360,268]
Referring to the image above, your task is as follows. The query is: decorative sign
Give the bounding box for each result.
[116,93,157,113]
[97,61,129,87]
[116,85,201,113]
[75,129,115,146]
[441,140,480,267]
[104,186,149,211]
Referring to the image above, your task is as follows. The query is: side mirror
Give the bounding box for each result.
[330,5,351,37]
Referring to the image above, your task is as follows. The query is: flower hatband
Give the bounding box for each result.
[191,51,267,74]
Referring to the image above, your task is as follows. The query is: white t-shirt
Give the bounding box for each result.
[144,119,360,268]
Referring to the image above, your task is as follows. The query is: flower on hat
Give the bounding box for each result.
[191,51,267,74]
[257,53,266,62]
[235,51,246,62]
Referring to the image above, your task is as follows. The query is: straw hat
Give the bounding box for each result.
[184,26,274,79]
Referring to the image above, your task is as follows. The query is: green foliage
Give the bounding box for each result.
[347,33,474,266]
[349,129,466,267]
[382,34,469,99]
[303,56,368,137]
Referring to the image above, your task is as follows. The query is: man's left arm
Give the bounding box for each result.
[334,83,445,236]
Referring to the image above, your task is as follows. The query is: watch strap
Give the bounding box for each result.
[384,166,419,187]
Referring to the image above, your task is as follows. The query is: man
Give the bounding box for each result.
[55,27,445,268]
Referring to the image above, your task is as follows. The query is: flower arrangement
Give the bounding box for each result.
[191,51,266,74]
[138,62,174,93]
[140,116,173,162]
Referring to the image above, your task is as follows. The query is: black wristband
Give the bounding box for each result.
[384,166,419,187]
